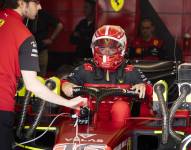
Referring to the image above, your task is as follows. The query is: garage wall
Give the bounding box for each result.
[40,0,86,52]
[150,0,191,61]
[41,0,191,61]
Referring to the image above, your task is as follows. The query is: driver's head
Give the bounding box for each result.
[2,0,41,20]
[91,25,127,70]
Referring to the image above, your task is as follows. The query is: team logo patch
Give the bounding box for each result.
[118,79,124,83]
[83,63,94,71]
[110,0,124,12]
[153,39,159,46]
[0,19,5,27]
[124,65,134,72]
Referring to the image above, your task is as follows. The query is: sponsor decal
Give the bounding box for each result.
[0,19,5,27]
[65,133,104,143]
[110,0,124,12]
[65,137,104,143]
[31,54,38,57]
[153,39,159,46]
[31,41,37,48]
[78,133,96,139]
[114,138,131,150]
[53,143,106,150]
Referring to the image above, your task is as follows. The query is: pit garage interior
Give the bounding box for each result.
[1,0,191,150]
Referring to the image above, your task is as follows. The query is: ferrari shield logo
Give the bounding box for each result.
[0,19,5,27]
[110,0,124,12]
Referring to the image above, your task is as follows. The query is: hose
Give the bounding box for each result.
[180,134,191,150]
[169,84,191,142]
[154,84,169,144]
[149,72,175,80]
[25,98,46,139]
[25,79,56,139]
[16,91,32,139]
[133,61,175,72]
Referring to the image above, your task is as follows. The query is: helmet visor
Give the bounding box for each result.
[93,39,123,56]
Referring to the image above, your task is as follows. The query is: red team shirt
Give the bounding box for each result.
[130,37,163,60]
[0,9,39,111]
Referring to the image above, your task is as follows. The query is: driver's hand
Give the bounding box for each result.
[131,83,146,99]
[69,96,87,110]
[62,82,77,97]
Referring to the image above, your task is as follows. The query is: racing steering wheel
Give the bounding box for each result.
[72,86,139,112]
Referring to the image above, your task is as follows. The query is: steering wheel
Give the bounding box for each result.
[72,86,139,112]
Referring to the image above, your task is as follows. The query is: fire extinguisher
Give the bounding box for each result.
[183,33,191,52]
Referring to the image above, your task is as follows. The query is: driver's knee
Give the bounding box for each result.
[111,100,130,124]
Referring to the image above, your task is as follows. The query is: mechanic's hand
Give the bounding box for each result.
[69,96,87,110]
[131,83,146,99]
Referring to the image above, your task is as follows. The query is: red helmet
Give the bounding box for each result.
[91,25,127,70]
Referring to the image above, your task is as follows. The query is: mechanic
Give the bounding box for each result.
[129,18,164,60]
[0,0,86,149]
[62,25,152,128]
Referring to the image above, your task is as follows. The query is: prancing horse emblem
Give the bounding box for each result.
[0,19,5,27]
[110,0,124,12]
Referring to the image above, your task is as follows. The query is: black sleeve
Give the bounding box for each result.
[133,68,151,85]
[126,67,151,85]
[19,36,40,71]
[70,19,85,44]
[42,10,59,28]
[67,65,85,85]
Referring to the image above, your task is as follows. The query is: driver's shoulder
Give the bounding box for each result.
[82,58,96,72]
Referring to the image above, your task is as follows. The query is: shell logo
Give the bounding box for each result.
[0,19,5,27]
[110,0,125,12]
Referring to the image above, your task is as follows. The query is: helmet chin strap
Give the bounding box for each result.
[102,55,107,63]
[106,70,110,81]
[102,55,110,81]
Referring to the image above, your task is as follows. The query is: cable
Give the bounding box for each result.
[13,112,70,148]
[16,91,32,138]
[72,116,80,150]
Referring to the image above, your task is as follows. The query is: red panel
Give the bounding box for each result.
[149,0,183,13]
[159,14,182,38]
[40,0,86,52]
[182,0,191,13]
[150,0,191,61]
[96,0,137,40]
[39,0,191,61]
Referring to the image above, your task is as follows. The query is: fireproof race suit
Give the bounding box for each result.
[67,60,152,128]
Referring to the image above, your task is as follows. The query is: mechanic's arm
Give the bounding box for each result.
[43,22,63,45]
[62,82,78,97]
[21,70,86,109]
[131,83,146,99]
